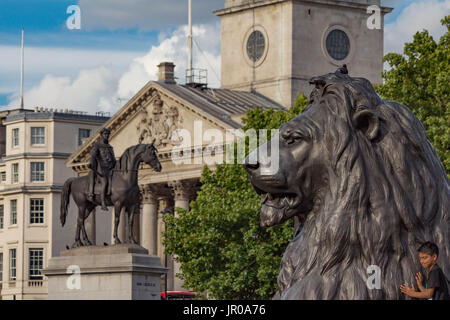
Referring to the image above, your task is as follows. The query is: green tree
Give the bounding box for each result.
[375,15,450,174]
[163,94,308,299]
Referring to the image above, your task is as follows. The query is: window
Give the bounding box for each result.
[9,249,16,281]
[0,205,3,229]
[325,29,350,61]
[31,127,45,145]
[78,128,91,146]
[1,171,6,182]
[30,199,44,224]
[12,128,19,147]
[246,30,265,62]
[29,249,44,280]
[10,200,17,225]
[30,162,45,182]
[0,252,3,282]
[12,163,19,183]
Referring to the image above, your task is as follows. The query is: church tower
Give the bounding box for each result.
[215,0,392,107]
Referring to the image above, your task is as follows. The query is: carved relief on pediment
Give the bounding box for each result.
[136,95,183,148]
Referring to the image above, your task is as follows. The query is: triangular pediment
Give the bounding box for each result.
[67,81,243,173]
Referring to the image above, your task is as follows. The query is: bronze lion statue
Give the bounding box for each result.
[244,67,449,299]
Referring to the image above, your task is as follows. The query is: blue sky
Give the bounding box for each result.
[0,0,158,50]
[0,0,448,111]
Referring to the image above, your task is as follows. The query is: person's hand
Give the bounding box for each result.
[400,284,416,297]
[415,272,423,287]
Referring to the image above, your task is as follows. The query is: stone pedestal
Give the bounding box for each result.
[43,244,167,300]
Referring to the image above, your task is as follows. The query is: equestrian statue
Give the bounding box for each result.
[60,129,162,248]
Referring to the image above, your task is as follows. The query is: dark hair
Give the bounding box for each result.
[418,241,439,257]
[100,128,111,135]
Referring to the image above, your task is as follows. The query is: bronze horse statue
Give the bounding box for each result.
[60,143,162,248]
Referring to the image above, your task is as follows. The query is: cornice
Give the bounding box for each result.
[214,0,392,16]
[0,185,63,195]
[2,152,72,161]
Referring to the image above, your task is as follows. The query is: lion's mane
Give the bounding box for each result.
[278,72,449,299]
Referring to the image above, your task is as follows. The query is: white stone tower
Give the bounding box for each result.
[215,0,392,107]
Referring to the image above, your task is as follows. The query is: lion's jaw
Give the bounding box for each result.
[255,184,304,228]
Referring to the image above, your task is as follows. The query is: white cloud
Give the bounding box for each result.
[117,22,221,100]
[384,0,450,54]
[6,22,222,114]
[8,66,120,113]
[0,45,143,96]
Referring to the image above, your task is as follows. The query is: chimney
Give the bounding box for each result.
[157,62,176,84]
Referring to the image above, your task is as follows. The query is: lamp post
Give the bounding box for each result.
[160,206,173,300]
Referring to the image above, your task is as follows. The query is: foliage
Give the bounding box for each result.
[163,94,308,299]
[241,93,308,131]
[375,16,450,174]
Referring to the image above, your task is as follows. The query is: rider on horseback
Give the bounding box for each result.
[88,128,116,211]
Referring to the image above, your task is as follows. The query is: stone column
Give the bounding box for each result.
[157,196,173,291]
[168,180,196,292]
[171,181,191,214]
[85,208,96,245]
[140,186,159,255]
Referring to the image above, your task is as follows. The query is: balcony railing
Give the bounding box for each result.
[28,280,44,287]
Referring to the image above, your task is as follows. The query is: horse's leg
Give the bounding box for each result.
[81,207,95,246]
[72,206,86,248]
[113,203,122,244]
[126,204,138,244]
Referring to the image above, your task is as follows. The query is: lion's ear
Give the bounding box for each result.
[352,108,380,141]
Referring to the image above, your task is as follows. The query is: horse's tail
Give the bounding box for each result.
[60,177,76,227]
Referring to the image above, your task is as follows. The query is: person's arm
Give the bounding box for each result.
[400,284,434,299]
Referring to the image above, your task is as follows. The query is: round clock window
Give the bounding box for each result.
[246,30,265,62]
[326,29,350,61]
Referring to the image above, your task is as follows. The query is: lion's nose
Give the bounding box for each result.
[243,156,259,171]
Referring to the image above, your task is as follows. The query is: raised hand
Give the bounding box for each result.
[416,272,423,284]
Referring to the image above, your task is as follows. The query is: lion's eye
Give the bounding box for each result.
[283,132,302,145]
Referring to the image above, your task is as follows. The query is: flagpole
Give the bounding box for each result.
[19,28,24,109]
[188,0,193,83]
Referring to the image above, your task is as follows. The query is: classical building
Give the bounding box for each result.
[0,108,109,299]
[216,0,392,107]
